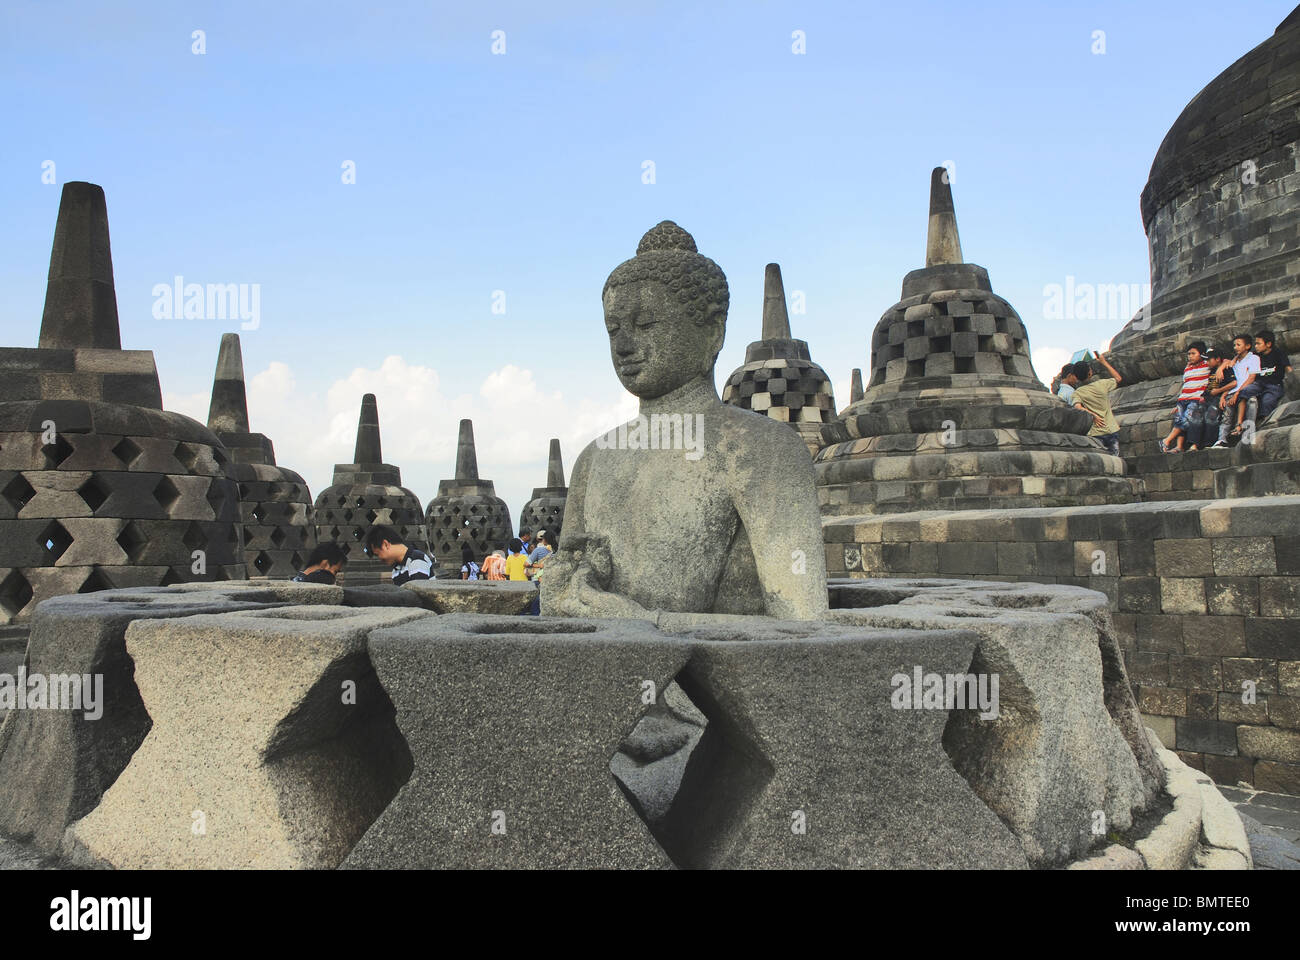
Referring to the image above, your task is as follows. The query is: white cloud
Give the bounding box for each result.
[1032,345,1072,388]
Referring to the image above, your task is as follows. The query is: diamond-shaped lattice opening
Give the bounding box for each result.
[610,672,774,869]
[269,527,286,547]
[328,526,341,540]
[112,437,142,467]
[343,509,353,522]
[252,505,268,523]
[355,497,366,508]
[376,496,387,507]
[336,495,347,507]
[0,570,35,618]
[43,434,75,469]
[173,442,199,471]
[365,510,378,524]
[351,528,365,541]
[289,551,304,571]
[243,525,257,544]
[288,484,300,498]
[116,521,149,562]
[153,476,182,514]
[252,551,273,574]
[267,482,282,497]
[238,483,251,500]
[77,474,111,513]
[37,520,74,562]
[206,482,227,517]
[78,568,114,594]
[182,522,207,551]
[159,567,184,586]
[2,474,36,512]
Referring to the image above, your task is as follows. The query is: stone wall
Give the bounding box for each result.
[823,496,1300,793]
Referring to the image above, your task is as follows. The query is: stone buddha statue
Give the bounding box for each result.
[541,221,828,620]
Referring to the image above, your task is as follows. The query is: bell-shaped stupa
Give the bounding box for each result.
[815,168,1137,515]
[721,263,837,455]
[206,333,317,577]
[517,439,568,542]
[311,394,428,580]
[424,420,513,575]
[0,182,244,627]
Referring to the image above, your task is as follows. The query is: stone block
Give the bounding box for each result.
[1187,689,1217,720]
[1210,537,1277,576]
[1169,656,1221,690]
[1135,614,1182,653]
[1155,539,1213,577]
[400,579,537,615]
[1160,578,1205,614]
[1181,616,1246,657]
[1245,619,1300,659]
[1217,693,1269,725]
[0,589,276,853]
[1253,760,1300,794]
[1236,725,1300,764]
[1128,651,1170,686]
[1281,660,1300,697]
[1268,695,1300,729]
[1205,577,1259,615]
[1259,577,1300,617]
[1175,718,1238,755]
[1202,753,1253,786]
[1118,578,1160,614]
[1221,657,1277,694]
[1138,686,1186,716]
[67,605,432,868]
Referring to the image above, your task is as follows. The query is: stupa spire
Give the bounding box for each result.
[761,263,793,340]
[456,419,479,481]
[925,167,964,267]
[39,181,121,349]
[353,394,383,464]
[207,333,251,434]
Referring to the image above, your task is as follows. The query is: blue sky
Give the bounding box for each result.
[1,0,1291,516]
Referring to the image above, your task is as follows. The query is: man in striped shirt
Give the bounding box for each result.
[1159,341,1210,453]
[362,525,434,585]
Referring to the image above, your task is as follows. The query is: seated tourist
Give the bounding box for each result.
[1070,351,1124,456]
[1185,347,1225,450]
[459,542,480,580]
[362,525,433,585]
[1159,341,1210,453]
[291,542,347,585]
[1213,334,1261,446]
[1254,329,1292,422]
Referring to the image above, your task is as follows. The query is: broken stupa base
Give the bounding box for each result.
[0,577,1251,869]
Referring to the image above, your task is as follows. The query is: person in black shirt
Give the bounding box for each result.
[362,525,433,585]
[1254,329,1292,421]
[291,543,347,585]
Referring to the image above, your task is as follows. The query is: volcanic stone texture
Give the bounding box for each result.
[67,604,430,868]
[517,439,567,543]
[206,333,316,578]
[343,612,1038,869]
[722,265,837,456]
[425,420,513,575]
[822,493,1300,792]
[816,171,1135,516]
[312,394,428,581]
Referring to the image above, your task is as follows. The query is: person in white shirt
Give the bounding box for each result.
[1214,334,1261,445]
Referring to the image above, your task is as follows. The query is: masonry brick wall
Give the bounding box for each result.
[824,496,1300,792]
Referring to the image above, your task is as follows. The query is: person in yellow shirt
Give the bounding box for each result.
[504,538,529,581]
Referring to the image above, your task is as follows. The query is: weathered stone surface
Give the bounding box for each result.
[0,589,273,853]
[1067,844,1144,869]
[401,578,536,615]
[1136,740,1204,869]
[827,578,1161,866]
[67,604,429,868]
[345,612,1031,869]
[543,221,828,621]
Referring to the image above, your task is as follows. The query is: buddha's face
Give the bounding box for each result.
[603,281,723,399]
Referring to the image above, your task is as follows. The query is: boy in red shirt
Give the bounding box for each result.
[1159,341,1210,453]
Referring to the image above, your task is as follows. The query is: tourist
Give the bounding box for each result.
[1254,329,1292,421]
[291,543,347,585]
[1212,334,1261,446]
[1159,341,1211,453]
[526,529,552,577]
[518,527,533,556]
[459,542,480,580]
[1070,351,1124,455]
[482,549,507,580]
[1052,363,1079,403]
[1184,347,1225,450]
[362,525,433,585]
[504,538,529,581]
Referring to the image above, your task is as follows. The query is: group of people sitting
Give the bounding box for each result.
[1157,330,1291,452]
[1048,330,1291,456]
[286,522,556,611]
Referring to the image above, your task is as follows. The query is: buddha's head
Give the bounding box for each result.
[602,221,729,399]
